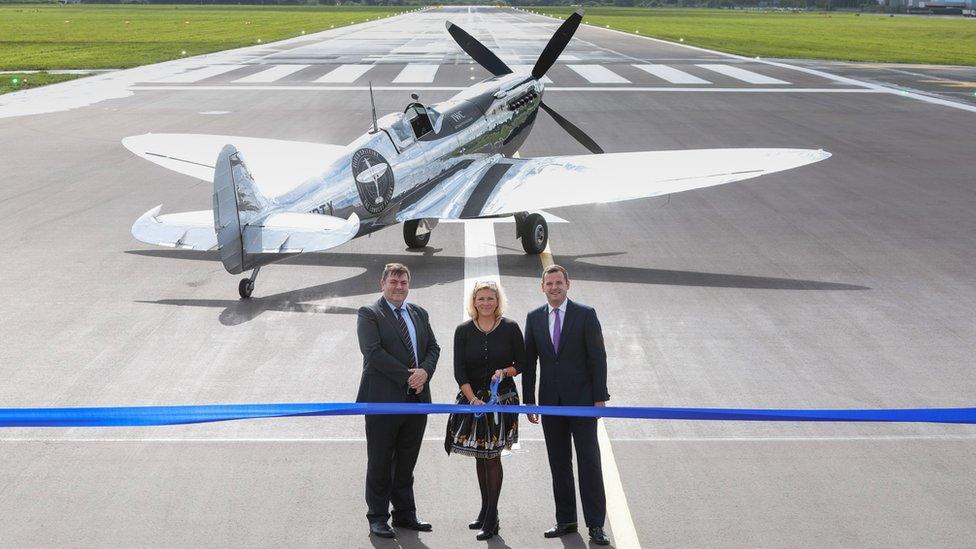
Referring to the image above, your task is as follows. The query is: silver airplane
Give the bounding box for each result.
[126,11,830,298]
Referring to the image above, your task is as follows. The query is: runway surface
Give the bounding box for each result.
[2,6,976,547]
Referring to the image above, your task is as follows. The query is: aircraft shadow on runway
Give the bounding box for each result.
[127,248,867,326]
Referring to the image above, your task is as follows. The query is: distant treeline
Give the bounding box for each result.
[2,0,891,10]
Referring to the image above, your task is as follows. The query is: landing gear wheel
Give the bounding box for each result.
[520,213,548,255]
[404,219,431,249]
[238,278,254,299]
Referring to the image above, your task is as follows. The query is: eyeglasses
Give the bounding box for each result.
[475,281,498,289]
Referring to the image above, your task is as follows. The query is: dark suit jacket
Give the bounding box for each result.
[357,298,439,403]
[523,299,609,406]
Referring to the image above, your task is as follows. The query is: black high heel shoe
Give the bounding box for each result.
[476,519,500,541]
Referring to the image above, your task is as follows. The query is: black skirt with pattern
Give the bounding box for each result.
[444,377,520,459]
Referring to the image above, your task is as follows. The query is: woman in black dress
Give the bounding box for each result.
[445,280,525,541]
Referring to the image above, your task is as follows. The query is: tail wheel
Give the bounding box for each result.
[520,213,548,255]
[238,278,254,299]
[404,219,431,249]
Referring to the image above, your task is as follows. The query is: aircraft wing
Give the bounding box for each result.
[397,148,830,220]
[132,206,359,254]
[122,133,346,198]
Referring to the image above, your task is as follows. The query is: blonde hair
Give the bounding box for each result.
[466,280,507,321]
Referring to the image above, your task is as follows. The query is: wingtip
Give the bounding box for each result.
[444,20,454,30]
[574,9,585,17]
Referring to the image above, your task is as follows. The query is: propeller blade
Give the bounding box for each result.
[539,101,604,155]
[532,10,584,80]
[445,21,512,77]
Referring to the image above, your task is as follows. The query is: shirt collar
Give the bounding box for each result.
[385,299,408,312]
[547,300,567,315]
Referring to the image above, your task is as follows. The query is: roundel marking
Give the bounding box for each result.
[351,148,395,214]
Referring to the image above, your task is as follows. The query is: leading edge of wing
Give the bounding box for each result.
[472,148,831,217]
[122,133,346,198]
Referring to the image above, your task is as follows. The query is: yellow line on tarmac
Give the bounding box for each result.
[537,242,641,548]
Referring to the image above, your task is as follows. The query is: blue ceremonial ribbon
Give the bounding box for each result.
[0,402,975,427]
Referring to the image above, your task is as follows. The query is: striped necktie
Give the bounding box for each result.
[394,307,417,369]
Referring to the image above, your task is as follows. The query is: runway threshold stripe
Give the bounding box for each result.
[314,64,375,83]
[566,64,631,84]
[634,64,711,84]
[696,64,790,85]
[538,246,642,549]
[233,64,309,83]
[392,64,440,83]
[152,65,246,83]
[130,86,881,94]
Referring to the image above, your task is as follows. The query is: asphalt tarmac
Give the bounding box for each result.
[2,6,975,547]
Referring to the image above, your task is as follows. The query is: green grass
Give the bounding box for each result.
[0,71,81,94]
[529,7,976,66]
[0,5,406,70]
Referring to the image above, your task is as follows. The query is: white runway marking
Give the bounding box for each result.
[392,63,440,83]
[233,64,309,83]
[566,64,631,84]
[131,85,884,94]
[314,64,374,83]
[633,63,711,84]
[697,63,790,85]
[538,246,641,549]
[152,64,246,83]
[462,219,501,322]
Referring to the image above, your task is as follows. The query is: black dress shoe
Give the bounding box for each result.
[468,519,483,530]
[391,518,432,532]
[543,522,578,538]
[369,522,395,539]
[476,519,500,541]
[588,527,610,545]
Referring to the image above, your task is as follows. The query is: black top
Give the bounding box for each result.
[454,317,526,392]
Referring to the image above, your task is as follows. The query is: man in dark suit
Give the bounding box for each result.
[523,263,611,546]
[357,262,439,539]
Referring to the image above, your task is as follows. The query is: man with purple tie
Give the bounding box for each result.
[522,264,611,546]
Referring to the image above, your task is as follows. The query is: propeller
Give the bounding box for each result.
[444,21,512,77]
[539,101,604,154]
[444,11,603,155]
[532,9,584,80]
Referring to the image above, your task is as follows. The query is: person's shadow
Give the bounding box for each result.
[128,247,867,326]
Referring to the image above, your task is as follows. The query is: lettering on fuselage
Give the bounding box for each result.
[449,111,466,123]
[351,148,395,214]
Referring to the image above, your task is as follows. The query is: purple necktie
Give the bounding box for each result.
[552,307,561,352]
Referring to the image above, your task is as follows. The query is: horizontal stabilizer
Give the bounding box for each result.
[131,206,217,250]
[243,212,360,254]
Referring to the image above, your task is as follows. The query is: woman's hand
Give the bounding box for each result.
[491,368,506,382]
[469,397,485,405]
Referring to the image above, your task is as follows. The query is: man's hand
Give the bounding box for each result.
[527,413,540,424]
[594,401,606,407]
[407,368,428,391]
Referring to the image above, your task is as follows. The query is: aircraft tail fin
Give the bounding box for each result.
[212,144,270,275]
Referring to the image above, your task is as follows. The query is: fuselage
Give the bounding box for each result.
[271,72,543,237]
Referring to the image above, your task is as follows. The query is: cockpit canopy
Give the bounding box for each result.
[405,103,434,139]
